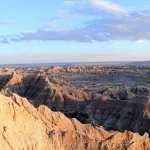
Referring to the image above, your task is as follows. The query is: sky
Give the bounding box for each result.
[0,0,150,64]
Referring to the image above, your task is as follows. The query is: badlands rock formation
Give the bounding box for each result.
[0,73,89,109]
[0,92,110,150]
[0,65,150,149]
[0,92,150,150]
[94,85,150,103]
[1,73,150,135]
[83,98,150,135]
[100,131,150,150]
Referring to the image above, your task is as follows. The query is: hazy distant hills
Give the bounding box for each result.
[0,63,68,68]
[0,61,150,68]
[128,61,150,65]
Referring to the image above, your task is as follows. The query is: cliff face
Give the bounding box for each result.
[83,98,150,135]
[0,93,150,150]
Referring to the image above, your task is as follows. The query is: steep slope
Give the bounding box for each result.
[0,93,150,150]
[95,85,150,103]
[0,73,24,95]
[0,92,112,150]
[2,74,150,137]
[100,131,150,150]
[84,98,150,135]
[0,74,89,108]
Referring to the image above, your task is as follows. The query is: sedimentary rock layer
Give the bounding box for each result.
[0,93,150,150]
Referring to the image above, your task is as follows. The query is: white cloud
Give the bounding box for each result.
[64,0,128,15]
[0,1,150,43]
[90,0,127,14]
[24,30,35,33]
[136,40,144,44]
[2,10,150,43]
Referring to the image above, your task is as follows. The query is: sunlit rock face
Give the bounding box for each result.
[0,93,150,150]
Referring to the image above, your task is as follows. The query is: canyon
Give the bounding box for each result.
[0,63,150,149]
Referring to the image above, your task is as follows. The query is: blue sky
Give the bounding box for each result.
[0,0,150,64]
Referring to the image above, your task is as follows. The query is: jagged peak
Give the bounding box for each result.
[0,93,150,149]
[44,76,56,89]
[6,72,22,85]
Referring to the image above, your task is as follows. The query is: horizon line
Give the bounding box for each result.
[0,60,150,66]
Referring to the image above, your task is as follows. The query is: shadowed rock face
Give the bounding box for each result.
[0,75,16,90]
[0,74,91,125]
[1,74,150,137]
[95,85,150,103]
[0,74,89,109]
[83,99,150,135]
[0,93,150,150]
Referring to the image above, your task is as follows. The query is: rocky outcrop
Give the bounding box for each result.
[0,74,89,109]
[1,74,150,138]
[100,131,150,150]
[47,66,65,73]
[83,98,150,135]
[95,85,150,103]
[0,92,112,150]
[0,92,150,150]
